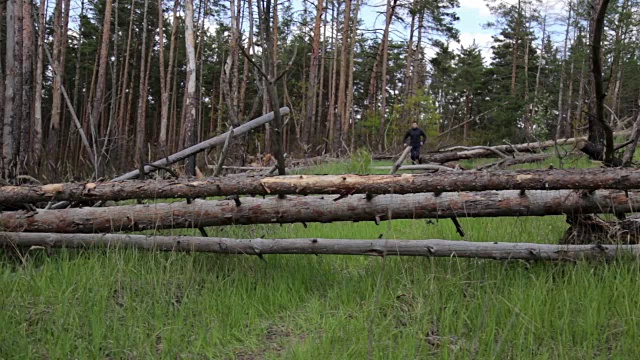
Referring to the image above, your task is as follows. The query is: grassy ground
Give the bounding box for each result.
[2,150,640,359]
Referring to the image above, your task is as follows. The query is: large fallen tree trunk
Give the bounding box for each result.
[1,232,638,261]
[1,189,639,233]
[3,169,640,205]
[426,131,630,163]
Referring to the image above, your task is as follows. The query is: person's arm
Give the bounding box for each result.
[403,131,410,145]
[420,130,427,144]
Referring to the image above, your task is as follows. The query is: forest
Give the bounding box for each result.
[4,0,640,358]
[0,0,637,180]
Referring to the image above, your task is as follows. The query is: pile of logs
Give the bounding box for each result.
[2,168,640,260]
[1,117,640,261]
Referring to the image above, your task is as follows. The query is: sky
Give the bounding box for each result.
[357,0,569,62]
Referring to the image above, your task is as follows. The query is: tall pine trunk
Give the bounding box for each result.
[134,0,149,167]
[378,0,397,152]
[33,0,47,169]
[336,0,351,153]
[183,0,198,175]
[3,0,16,176]
[21,0,33,171]
[304,0,323,149]
[89,0,112,177]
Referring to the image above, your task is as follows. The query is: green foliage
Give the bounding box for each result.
[348,148,372,174]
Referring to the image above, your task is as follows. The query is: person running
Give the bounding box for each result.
[403,121,427,164]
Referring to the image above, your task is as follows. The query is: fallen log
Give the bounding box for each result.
[114,107,289,181]
[371,164,457,172]
[2,189,639,233]
[4,169,640,205]
[390,146,412,174]
[1,232,637,260]
[475,154,552,170]
[426,131,631,163]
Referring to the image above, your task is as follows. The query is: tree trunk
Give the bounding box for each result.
[238,0,252,123]
[326,1,339,153]
[315,3,328,145]
[45,0,63,165]
[159,0,178,148]
[511,0,521,95]
[556,1,572,139]
[134,0,148,167]
[589,0,613,165]
[346,0,361,153]
[21,0,33,172]
[32,0,47,170]
[377,0,398,152]
[304,0,324,148]
[3,0,16,177]
[403,0,417,101]
[3,232,639,260]
[336,0,352,152]
[605,0,628,118]
[258,0,285,174]
[8,168,640,205]
[183,0,198,176]
[3,189,639,233]
[13,0,23,174]
[87,0,112,176]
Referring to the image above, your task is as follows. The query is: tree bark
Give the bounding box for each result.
[2,232,638,261]
[183,0,198,176]
[87,0,112,177]
[326,1,339,153]
[21,0,33,171]
[304,0,324,148]
[3,0,16,176]
[6,168,640,205]
[32,0,47,170]
[134,0,148,167]
[13,0,23,173]
[588,0,613,163]
[377,0,398,151]
[336,0,352,152]
[3,189,639,233]
[161,0,178,147]
[511,0,521,95]
[346,0,361,153]
[315,4,328,144]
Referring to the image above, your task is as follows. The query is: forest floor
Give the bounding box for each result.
[2,149,640,359]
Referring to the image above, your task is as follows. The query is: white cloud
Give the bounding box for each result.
[457,0,492,18]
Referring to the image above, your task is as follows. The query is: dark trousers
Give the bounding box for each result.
[410,145,421,162]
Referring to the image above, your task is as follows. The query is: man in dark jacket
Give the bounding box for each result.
[403,121,427,164]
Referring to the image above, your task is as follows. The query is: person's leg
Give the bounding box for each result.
[416,145,422,164]
[410,146,419,163]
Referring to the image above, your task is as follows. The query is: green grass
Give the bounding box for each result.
[2,149,640,359]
